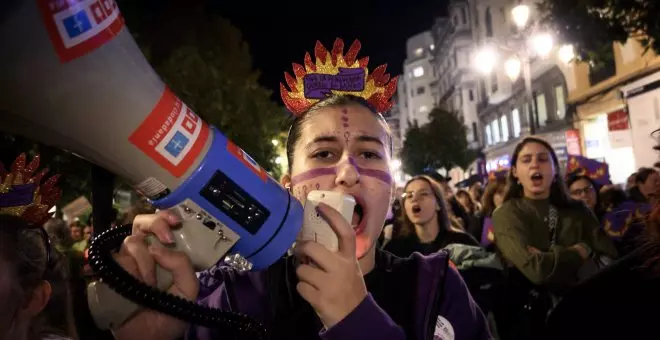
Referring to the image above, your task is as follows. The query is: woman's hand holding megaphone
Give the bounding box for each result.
[112,211,200,340]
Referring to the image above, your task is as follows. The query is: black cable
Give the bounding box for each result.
[88,225,268,339]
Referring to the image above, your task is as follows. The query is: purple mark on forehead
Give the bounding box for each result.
[341,116,349,122]
[341,108,349,114]
[291,167,337,185]
[343,123,349,128]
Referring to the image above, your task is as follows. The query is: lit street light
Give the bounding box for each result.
[531,33,554,58]
[558,44,576,64]
[474,47,498,75]
[473,4,573,136]
[504,57,522,81]
[511,4,530,29]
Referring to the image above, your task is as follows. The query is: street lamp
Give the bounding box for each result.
[474,47,498,74]
[511,4,530,29]
[473,4,572,136]
[504,57,522,81]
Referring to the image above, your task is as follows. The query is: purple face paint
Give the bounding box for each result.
[355,167,393,184]
[291,167,337,185]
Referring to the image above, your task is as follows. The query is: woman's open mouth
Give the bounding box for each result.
[351,196,368,235]
[531,173,544,186]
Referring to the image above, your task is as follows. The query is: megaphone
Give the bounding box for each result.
[0,0,303,337]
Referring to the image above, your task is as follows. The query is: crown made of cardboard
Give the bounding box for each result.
[0,153,61,225]
[280,38,398,116]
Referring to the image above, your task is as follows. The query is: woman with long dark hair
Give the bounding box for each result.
[491,137,617,339]
[0,215,78,340]
[384,175,479,258]
[545,129,660,339]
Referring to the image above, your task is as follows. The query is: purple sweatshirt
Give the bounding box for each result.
[186,251,491,340]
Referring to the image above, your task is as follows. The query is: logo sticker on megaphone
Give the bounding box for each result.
[129,88,210,178]
[38,0,124,63]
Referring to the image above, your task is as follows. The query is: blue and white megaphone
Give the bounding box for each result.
[0,0,303,336]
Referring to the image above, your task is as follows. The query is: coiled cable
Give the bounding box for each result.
[88,225,268,339]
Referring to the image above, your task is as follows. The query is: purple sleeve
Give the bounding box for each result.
[437,265,492,340]
[319,294,405,340]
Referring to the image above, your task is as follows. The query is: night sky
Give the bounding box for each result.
[212,0,448,96]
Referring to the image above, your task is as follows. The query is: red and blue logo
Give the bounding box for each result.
[38,0,124,62]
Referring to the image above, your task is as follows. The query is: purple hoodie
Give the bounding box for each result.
[186,250,491,340]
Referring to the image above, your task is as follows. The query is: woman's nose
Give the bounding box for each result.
[335,157,360,187]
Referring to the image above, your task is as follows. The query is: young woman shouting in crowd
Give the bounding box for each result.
[491,137,617,339]
[385,175,479,258]
[111,40,490,340]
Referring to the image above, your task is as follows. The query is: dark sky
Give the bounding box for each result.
[212,0,448,96]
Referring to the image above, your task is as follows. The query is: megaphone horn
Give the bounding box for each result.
[0,0,303,337]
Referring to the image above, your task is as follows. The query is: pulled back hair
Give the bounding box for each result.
[0,215,77,340]
[503,137,581,209]
[285,94,393,173]
[635,167,658,185]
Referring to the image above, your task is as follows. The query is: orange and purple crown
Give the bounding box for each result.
[280,38,398,116]
[0,153,61,225]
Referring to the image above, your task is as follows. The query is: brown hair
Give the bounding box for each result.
[397,175,452,238]
[285,94,392,172]
[481,177,507,217]
[0,215,77,340]
[504,137,581,209]
[455,189,475,214]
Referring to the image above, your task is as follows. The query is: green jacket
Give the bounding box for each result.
[492,197,618,290]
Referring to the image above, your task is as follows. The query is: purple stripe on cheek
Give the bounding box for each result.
[290,167,337,185]
[356,167,393,184]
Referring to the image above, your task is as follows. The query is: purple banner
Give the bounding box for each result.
[0,183,36,208]
[303,68,365,99]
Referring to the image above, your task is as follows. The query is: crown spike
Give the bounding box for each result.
[292,63,306,78]
[384,76,398,97]
[345,40,361,66]
[280,83,309,116]
[369,64,388,85]
[358,56,369,68]
[331,38,344,66]
[24,154,40,179]
[11,153,26,174]
[284,72,298,92]
[304,52,317,72]
[314,41,328,64]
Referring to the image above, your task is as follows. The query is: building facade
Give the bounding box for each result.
[470,0,574,172]
[397,31,437,140]
[567,38,660,184]
[432,0,481,150]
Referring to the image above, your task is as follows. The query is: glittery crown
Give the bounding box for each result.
[0,153,62,225]
[280,38,398,116]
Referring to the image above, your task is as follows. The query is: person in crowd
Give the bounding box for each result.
[455,189,483,242]
[468,182,484,211]
[491,136,618,339]
[111,52,491,340]
[0,215,77,340]
[425,172,470,229]
[384,175,479,258]
[628,167,660,204]
[68,222,83,243]
[478,177,507,250]
[565,172,604,221]
[545,129,660,339]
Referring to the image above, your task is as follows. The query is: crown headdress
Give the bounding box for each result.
[0,153,62,225]
[280,38,398,116]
